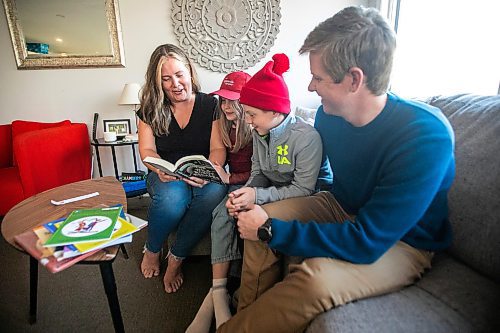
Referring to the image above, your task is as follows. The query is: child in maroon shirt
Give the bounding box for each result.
[187,71,252,332]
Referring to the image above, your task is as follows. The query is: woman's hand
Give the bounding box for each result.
[139,120,175,182]
[213,162,230,184]
[182,176,208,188]
[156,169,178,183]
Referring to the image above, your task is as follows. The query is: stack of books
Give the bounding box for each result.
[14,206,147,273]
[120,171,147,196]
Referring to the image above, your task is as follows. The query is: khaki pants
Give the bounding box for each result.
[217,192,433,333]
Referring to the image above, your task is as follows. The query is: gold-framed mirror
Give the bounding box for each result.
[2,0,125,69]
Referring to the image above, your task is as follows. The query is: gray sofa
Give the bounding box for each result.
[306,94,500,332]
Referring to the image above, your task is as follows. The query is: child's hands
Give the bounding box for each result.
[213,162,230,184]
[226,187,256,216]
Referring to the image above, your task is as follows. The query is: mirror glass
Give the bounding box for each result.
[2,0,125,69]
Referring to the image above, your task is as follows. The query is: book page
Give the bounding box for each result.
[174,155,207,168]
[143,156,177,176]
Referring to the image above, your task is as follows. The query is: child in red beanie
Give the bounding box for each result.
[222,53,329,326]
[227,53,329,218]
[188,54,330,332]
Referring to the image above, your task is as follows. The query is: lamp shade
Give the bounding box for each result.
[118,83,141,105]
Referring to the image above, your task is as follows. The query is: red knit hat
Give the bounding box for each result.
[239,53,291,114]
[210,71,252,100]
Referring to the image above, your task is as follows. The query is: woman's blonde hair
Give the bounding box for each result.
[140,44,201,136]
[217,98,252,153]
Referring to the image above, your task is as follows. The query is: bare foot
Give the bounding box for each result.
[164,254,184,293]
[141,249,160,278]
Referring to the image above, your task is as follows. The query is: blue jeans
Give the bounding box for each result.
[145,172,227,258]
[211,185,242,264]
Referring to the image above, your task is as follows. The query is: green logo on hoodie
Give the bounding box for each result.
[277,144,291,165]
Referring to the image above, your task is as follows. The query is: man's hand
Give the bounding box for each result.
[226,187,256,216]
[236,205,269,241]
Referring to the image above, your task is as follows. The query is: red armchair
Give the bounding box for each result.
[0,120,92,216]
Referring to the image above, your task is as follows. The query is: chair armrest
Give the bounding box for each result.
[0,124,13,168]
[13,123,92,197]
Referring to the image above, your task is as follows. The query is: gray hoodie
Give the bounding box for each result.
[246,115,323,204]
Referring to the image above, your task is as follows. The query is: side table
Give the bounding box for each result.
[91,138,140,179]
[91,138,147,197]
[1,177,128,333]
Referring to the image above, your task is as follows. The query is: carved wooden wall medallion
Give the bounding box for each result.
[172,0,281,72]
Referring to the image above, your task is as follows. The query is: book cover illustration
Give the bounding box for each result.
[74,217,139,253]
[44,206,122,247]
[143,155,224,184]
[61,212,147,259]
[50,222,131,260]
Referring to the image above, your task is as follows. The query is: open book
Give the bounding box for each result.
[143,155,224,184]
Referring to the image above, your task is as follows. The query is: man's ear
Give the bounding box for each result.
[348,67,364,92]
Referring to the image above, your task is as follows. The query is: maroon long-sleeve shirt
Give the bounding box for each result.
[227,127,253,185]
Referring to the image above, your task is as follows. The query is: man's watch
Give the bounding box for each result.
[257,218,273,243]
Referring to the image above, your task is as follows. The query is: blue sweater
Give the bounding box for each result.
[269,93,455,264]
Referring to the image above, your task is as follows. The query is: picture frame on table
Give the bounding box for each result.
[103,119,131,139]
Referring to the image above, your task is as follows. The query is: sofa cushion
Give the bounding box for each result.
[11,120,71,166]
[416,253,500,332]
[0,167,24,216]
[306,285,472,333]
[424,94,500,281]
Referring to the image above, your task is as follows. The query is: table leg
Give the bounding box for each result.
[131,143,139,172]
[119,244,129,259]
[110,146,119,179]
[99,262,124,333]
[29,256,38,324]
[95,146,104,177]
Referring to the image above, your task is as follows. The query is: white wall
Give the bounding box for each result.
[0,0,367,176]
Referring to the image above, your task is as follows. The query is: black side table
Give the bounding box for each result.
[91,139,147,198]
[91,138,140,179]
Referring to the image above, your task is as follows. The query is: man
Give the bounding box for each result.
[218,6,455,333]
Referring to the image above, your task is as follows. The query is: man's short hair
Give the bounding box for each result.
[300,6,396,95]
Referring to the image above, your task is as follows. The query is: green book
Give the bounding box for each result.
[44,206,122,247]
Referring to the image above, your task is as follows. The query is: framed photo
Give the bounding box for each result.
[103,119,131,138]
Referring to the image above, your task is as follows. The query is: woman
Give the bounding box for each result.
[138,44,227,293]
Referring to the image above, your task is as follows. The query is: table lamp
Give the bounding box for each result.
[118,83,141,137]
[118,83,141,112]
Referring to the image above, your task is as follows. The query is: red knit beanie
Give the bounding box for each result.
[239,53,291,114]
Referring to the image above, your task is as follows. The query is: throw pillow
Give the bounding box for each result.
[295,106,317,125]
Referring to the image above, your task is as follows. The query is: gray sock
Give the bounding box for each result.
[185,289,213,333]
[212,279,231,328]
